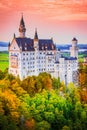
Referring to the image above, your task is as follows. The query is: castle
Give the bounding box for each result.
[8,15,78,85]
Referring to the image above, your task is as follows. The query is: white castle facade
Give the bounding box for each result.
[8,15,78,85]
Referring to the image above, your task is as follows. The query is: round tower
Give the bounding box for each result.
[19,14,26,38]
[70,37,78,58]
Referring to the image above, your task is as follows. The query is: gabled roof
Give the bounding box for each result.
[14,37,56,51]
[15,38,34,51]
[39,39,56,50]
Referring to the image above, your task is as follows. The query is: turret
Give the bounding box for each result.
[70,37,78,58]
[72,37,78,47]
[14,33,16,39]
[34,28,39,50]
[8,42,10,51]
[19,14,26,38]
[34,28,38,40]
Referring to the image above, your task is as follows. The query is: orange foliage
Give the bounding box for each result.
[25,118,35,130]
[80,89,87,103]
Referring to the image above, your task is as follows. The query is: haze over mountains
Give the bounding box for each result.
[0,41,8,47]
[0,41,87,51]
[56,44,87,51]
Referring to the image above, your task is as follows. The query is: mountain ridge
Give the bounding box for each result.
[0,41,8,47]
[0,41,87,50]
[56,44,87,50]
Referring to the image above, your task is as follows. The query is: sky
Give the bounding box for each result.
[0,0,87,44]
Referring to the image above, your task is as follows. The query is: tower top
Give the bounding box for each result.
[20,13,25,27]
[70,37,78,58]
[19,14,26,37]
[14,33,16,38]
[8,42,10,47]
[34,28,38,39]
[72,37,78,41]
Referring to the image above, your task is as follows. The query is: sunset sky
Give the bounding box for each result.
[0,0,87,44]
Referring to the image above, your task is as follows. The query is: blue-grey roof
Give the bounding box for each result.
[65,57,77,60]
[16,38,34,51]
[15,37,56,51]
[55,61,59,64]
[72,37,78,41]
[39,39,56,50]
[61,55,77,60]
[46,53,53,55]
[11,54,18,57]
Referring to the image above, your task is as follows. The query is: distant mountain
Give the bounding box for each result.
[56,44,87,50]
[0,41,87,51]
[0,41,8,47]
[78,44,87,49]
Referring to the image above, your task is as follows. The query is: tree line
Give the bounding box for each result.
[0,64,87,130]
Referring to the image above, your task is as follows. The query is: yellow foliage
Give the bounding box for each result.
[10,111,20,124]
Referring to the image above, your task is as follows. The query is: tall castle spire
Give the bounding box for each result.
[34,28,39,50]
[19,13,26,38]
[34,28,38,40]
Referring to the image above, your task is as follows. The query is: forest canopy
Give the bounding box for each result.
[0,64,87,130]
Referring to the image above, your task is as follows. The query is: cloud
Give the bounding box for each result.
[0,0,87,20]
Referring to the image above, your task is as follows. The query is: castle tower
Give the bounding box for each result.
[34,28,39,49]
[34,28,38,40]
[70,37,78,58]
[19,14,26,38]
[34,28,39,76]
